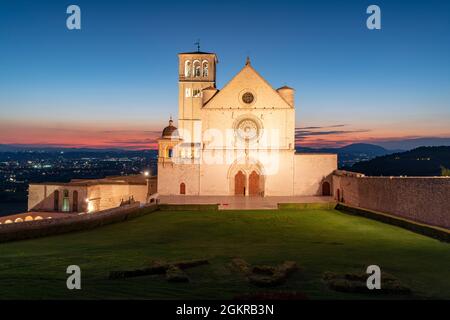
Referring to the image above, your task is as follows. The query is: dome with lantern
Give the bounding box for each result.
[161,117,179,139]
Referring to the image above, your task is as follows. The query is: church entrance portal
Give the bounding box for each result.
[249,171,260,196]
[234,171,246,196]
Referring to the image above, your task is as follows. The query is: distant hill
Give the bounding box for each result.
[374,137,450,150]
[338,143,392,154]
[296,143,400,167]
[347,146,450,176]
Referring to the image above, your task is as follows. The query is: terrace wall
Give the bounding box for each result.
[332,171,450,229]
[0,203,157,243]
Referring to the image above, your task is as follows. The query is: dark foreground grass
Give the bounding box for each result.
[0,209,449,299]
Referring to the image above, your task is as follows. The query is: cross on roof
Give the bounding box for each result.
[194,39,200,52]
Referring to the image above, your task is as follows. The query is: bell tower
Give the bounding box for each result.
[178,48,217,143]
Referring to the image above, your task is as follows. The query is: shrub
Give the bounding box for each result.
[441,166,450,176]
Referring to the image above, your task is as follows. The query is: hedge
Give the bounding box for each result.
[277,202,336,210]
[158,204,219,211]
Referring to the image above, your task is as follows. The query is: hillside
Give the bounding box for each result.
[296,143,399,167]
[348,146,450,176]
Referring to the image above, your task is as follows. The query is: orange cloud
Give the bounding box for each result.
[0,121,161,150]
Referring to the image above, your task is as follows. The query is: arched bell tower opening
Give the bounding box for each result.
[177,49,218,143]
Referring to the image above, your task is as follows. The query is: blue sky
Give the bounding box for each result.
[0,0,449,148]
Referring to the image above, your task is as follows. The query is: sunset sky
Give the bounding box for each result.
[1,0,449,150]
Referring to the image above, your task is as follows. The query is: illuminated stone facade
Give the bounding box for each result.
[28,175,156,213]
[157,51,337,196]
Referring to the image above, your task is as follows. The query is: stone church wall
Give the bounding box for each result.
[200,162,232,195]
[157,163,200,195]
[88,184,148,212]
[264,151,295,196]
[28,183,148,213]
[332,171,450,229]
[293,154,337,196]
[28,184,89,212]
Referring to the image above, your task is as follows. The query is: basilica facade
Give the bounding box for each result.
[26,50,337,215]
[157,50,337,196]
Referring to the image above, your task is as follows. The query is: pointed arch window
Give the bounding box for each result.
[184,60,191,77]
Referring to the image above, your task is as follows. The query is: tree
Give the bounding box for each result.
[441,166,450,176]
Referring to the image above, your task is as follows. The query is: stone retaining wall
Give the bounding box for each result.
[333,171,450,229]
[0,203,158,243]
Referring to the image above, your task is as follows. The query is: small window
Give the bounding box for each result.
[193,89,202,97]
[185,88,191,97]
[180,183,186,195]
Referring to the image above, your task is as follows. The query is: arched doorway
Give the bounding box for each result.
[336,189,340,202]
[53,190,59,211]
[62,190,70,212]
[249,171,260,196]
[180,183,186,195]
[72,190,78,212]
[322,182,331,196]
[234,171,246,196]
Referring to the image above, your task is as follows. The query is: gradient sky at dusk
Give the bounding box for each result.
[1,0,449,149]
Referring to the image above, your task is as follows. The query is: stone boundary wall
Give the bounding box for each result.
[0,203,158,243]
[333,171,450,229]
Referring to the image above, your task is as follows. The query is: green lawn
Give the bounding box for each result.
[1,208,449,299]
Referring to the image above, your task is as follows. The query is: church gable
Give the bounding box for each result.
[203,63,293,109]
